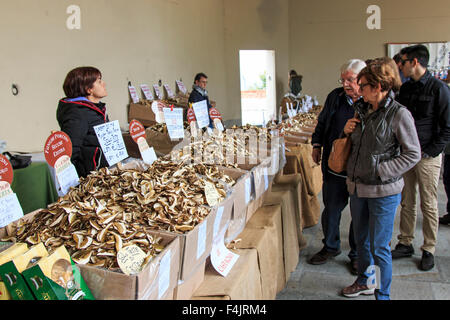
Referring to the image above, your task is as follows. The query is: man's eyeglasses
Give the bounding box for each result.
[338,77,357,84]
[400,58,414,65]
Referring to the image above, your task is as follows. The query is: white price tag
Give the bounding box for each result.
[128,85,140,104]
[163,107,184,140]
[192,100,210,129]
[163,84,175,99]
[176,80,187,95]
[197,221,207,259]
[0,192,24,228]
[55,160,79,195]
[153,85,163,100]
[158,250,171,299]
[140,84,154,100]
[211,226,239,277]
[137,138,157,165]
[94,120,129,166]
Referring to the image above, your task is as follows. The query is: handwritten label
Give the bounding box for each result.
[163,84,175,99]
[211,226,239,277]
[128,85,140,104]
[192,100,210,128]
[196,221,207,259]
[245,177,251,204]
[205,181,220,207]
[158,250,171,299]
[140,84,154,101]
[0,181,13,199]
[153,85,163,100]
[0,193,24,228]
[93,120,128,166]
[163,107,184,140]
[0,155,14,185]
[213,206,224,241]
[151,101,165,124]
[213,119,224,132]
[176,80,187,95]
[117,245,147,275]
[54,155,79,195]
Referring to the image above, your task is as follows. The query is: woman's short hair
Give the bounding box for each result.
[63,67,102,98]
[341,59,367,75]
[357,58,402,93]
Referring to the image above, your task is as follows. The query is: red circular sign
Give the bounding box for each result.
[0,154,14,184]
[44,131,73,168]
[209,107,222,120]
[129,120,147,143]
[187,108,197,123]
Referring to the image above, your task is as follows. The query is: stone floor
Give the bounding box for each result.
[276,179,450,300]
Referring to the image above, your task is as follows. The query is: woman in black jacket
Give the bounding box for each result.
[56,66,109,178]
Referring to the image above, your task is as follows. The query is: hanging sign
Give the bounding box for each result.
[192,100,210,129]
[163,84,175,99]
[210,225,239,277]
[128,85,140,104]
[176,80,187,95]
[0,155,23,228]
[153,85,163,100]
[140,84,154,101]
[129,120,158,164]
[151,101,165,124]
[94,120,128,166]
[44,131,79,195]
[162,107,185,140]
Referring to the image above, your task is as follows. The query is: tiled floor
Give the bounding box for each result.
[277,179,450,300]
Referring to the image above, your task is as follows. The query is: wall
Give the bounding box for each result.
[0,0,227,152]
[288,0,450,104]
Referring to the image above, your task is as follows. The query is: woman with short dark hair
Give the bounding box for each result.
[341,59,421,300]
[57,66,109,177]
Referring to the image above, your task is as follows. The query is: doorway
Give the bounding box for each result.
[239,50,276,126]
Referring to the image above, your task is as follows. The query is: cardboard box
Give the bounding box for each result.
[236,205,284,299]
[263,190,299,283]
[128,102,157,127]
[191,248,262,300]
[0,243,49,300]
[123,127,183,158]
[272,173,307,249]
[21,245,94,300]
[172,261,205,300]
[78,232,180,300]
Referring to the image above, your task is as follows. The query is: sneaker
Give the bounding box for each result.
[439,214,450,225]
[419,251,434,271]
[391,243,414,259]
[342,281,375,298]
[308,247,341,265]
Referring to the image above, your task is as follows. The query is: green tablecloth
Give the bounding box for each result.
[10,162,58,214]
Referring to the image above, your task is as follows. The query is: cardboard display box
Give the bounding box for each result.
[172,261,205,300]
[123,127,183,158]
[128,102,157,127]
[272,173,307,250]
[78,232,180,300]
[263,190,299,283]
[191,248,262,300]
[236,205,284,299]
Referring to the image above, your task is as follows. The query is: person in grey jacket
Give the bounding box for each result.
[341,59,421,300]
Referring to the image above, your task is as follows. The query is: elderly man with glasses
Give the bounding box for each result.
[309,59,367,274]
[391,44,450,271]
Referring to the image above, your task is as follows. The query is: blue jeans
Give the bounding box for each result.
[350,193,401,300]
[321,174,357,260]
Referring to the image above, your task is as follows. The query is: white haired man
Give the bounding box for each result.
[309,59,367,275]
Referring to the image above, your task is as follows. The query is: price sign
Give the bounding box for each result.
[129,120,146,143]
[192,100,210,129]
[151,101,165,124]
[204,181,220,207]
[44,132,79,195]
[0,154,14,185]
[153,85,163,100]
[211,226,239,277]
[129,120,157,164]
[163,107,184,140]
[94,120,128,166]
[176,80,187,95]
[0,155,23,228]
[187,108,196,123]
[163,84,175,99]
[140,84,154,101]
[128,85,140,104]
[117,245,147,275]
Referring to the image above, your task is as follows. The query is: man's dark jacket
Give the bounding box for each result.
[397,71,450,157]
[56,99,109,178]
[188,88,214,128]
